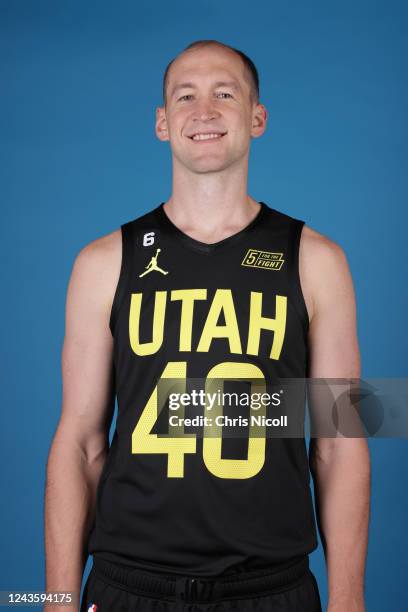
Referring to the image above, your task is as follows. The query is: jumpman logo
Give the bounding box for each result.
[139,248,169,277]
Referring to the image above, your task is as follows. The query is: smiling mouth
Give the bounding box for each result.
[188,132,227,142]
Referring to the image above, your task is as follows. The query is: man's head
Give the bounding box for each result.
[156,40,267,174]
[162,40,260,108]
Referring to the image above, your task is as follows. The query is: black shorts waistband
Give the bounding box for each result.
[92,555,310,603]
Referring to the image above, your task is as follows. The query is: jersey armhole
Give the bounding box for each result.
[109,222,133,337]
[290,219,310,341]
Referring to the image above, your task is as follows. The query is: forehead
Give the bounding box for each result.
[168,46,247,93]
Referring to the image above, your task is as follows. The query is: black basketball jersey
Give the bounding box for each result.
[87,201,318,577]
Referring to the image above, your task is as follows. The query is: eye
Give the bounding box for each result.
[177,92,234,102]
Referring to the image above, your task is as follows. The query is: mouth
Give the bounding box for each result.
[187,132,227,143]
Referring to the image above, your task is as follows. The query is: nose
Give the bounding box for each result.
[192,100,220,122]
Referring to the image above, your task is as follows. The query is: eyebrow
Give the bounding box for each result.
[170,80,240,98]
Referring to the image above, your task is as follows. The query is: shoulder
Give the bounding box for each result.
[67,228,122,314]
[299,224,354,323]
[300,224,347,265]
[73,228,121,279]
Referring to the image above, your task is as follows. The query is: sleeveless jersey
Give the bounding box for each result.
[87,201,318,577]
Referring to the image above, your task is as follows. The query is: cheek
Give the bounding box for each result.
[228,110,251,130]
[166,124,181,142]
[167,115,189,139]
[170,106,190,120]
[167,111,184,135]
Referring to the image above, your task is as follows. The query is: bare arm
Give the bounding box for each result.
[44,230,121,610]
[301,228,370,612]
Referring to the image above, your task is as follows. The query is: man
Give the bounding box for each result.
[45,40,370,611]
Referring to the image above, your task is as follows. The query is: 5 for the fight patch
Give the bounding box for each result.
[241,249,285,271]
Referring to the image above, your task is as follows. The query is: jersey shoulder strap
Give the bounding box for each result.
[262,205,309,335]
[289,215,309,340]
[109,221,133,335]
[109,207,161,334]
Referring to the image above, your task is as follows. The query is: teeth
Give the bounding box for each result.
[192,133,224,141]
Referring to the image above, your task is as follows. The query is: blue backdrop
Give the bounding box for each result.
[1,0,407,609]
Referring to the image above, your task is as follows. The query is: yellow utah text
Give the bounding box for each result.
[129,289,287,359]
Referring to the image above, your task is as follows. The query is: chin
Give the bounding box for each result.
[173,149,234,174]
[186,155,234,173]
[189,161,231,174]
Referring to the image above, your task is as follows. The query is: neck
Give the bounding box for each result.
[163,157,260,242]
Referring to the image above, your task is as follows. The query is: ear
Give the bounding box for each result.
[156,106,169,142]
[251,103,268,139]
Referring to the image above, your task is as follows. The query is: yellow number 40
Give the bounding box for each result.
[132,361,267,479]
